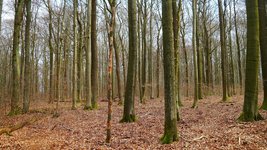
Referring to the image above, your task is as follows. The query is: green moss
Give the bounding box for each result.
[160,132,178,144]
[238,112,264,122]
[91,103,98,110]
[52,112,60,118]
[178,100,183,107]
[222,96,230,102]
[260,100,267,110]
[8,107,21,116]
[83,106,93,110]
[120,114,136,123]
[191,104,198,109]
[177,114,181,122]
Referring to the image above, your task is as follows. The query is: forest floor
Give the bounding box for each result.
[0,94,267,149]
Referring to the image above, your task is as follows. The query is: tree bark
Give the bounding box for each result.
[161,0,178,144]
[85,0,92,110]
[91,0,98,109]
[258,0,267,110]
[10,0,24,115]
[72,0,78,110]
[23,0,32,113]
[192,0,199,108]
[121,0,137,123]
[218,0,228,102]
[239,0,262,121]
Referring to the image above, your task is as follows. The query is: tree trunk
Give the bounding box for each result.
[161,0,178,144]
[259,0,267,110]
[23,0,32,113]
[10,0,24,115]
[234,0,243,94]
[239,0,262,121]
[218,0,228,102]
[72,0,78,110]
[0,0,3,32]
[192,0,199,108]
[106,0,116,143]
[91,0,98,109]
[121,0,137,123]
[141,0,147,103]
[47,0,54,104]
[84,0,92,110]
[148,0,153,99]
[77,12,83,103]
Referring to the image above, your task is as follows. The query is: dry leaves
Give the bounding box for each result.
[0,95,266,149]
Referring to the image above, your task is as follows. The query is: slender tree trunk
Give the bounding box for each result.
[181,13,189,97]
[218,0,228,102]
[72,0,78,110]
[228,2,235,96]
[148,0,153,99]
[77,12,83,103]
[141,0,147,103]
[105,0,116,143]
[114,37,122,104]
[0,0,3,32]
[91,0,98,109]
[47,0,54,104]
[156,25,161,98]
[85,0,92,110]
[234,0,243,94]
[192,0,199,108]
[196,7,203,100]
[23,0,32,113]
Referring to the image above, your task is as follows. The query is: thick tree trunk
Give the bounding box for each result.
[10,0,24,115]
[239,0,262,121]
[259,0,267,110]
[121,0,137,123]
[161,0,178,144]
[23,0,32,113]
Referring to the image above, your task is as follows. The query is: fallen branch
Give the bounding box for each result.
[181,135,207,142]
[0,117,38,136]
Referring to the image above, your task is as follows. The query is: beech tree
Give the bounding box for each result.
[259,0,267,110]
[121,0,137,123]
[161,0,178,144]
[72,0,78,110]
[238,0,263,122]
[23,0,32,113]
[10,0,24,115]
[91,0,98,109]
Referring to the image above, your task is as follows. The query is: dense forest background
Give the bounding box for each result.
[0,0,266,149]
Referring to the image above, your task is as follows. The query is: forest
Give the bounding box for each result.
[0,0,267,149]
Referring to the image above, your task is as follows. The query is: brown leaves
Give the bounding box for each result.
[0,95,267,149]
